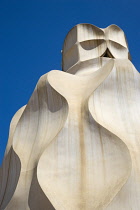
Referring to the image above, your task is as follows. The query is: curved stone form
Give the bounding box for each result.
[0,23,139,210]
[89,59,140,210]
[62,24,130,74]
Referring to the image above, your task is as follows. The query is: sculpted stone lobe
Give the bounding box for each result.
[0,23,139,210]
[62,24,130,73]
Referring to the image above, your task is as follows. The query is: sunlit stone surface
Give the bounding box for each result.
[0,24,140,210]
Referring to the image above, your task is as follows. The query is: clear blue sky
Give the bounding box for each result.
[0,0,140,164]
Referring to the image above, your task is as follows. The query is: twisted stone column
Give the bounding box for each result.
[0,24,139,210]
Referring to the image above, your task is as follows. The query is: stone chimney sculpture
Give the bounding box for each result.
[0,24,140,210]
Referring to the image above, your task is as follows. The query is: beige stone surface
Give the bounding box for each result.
[0,23,139,210]
[89,60,140,210]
